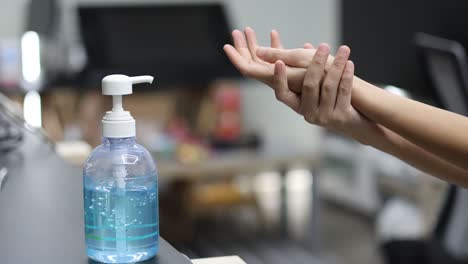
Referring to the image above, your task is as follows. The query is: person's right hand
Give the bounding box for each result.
[271,43,377,141]
[255,46,328,94]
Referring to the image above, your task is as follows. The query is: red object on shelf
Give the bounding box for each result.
[214,84,241,141]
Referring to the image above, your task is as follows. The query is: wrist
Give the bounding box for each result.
[348,120,384,146]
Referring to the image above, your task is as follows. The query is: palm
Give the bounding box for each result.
[223,28,306,92]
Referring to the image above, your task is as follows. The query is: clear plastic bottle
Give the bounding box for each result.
[83,75,159,263]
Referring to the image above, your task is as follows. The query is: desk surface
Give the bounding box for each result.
[0,128,190,264]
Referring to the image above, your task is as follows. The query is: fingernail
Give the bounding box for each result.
[339,45,350,54]
[318,43,330,52]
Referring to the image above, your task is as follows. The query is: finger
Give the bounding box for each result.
[223,44,269,79]
[335,60,354,110]
[244,27,261,61]
[273,60,301,112]
[284,66,307,93]
[224,43,307,91]
[301,43,330,120]
[257,47,314,68]
[232,29,253,61]
[304,43,314,49]
[270,30,284,49]
[320,45,350,114]
[224,44,248,73]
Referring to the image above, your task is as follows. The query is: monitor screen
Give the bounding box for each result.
[78,4,240,86]
[342,0,468,102]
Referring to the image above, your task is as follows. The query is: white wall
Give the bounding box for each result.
[225,0,340,153]
[0,0,27,39]
[227,0,340,153]
[0,0,340,153]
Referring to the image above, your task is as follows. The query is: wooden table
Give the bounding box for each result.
[156,150,323,253]
[156,150,322,181]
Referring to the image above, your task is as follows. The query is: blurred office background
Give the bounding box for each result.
[1,0,468,264]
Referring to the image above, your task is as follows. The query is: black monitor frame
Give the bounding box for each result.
[78,3,241,88]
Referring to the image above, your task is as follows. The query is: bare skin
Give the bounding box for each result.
[223,28,468,187]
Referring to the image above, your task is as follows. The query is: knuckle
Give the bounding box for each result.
[304,114,316,124]
[303,81,318,91]
[344,71,354,81]
[340,85,351,95]
[322,83,334,94]
[344,108,354,117]
[275,91,288,101]
[333,60,344,68]
[312,58,323,66]
[274,91,281,101]
[317,115,329,126]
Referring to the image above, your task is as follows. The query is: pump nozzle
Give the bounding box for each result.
[101,74,155,138]
[102,74,154,95]
[130,76,154,85]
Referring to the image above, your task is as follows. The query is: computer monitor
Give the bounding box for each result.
[78,4,240,87]
[342,0,468,102]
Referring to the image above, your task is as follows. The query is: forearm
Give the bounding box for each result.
[241,44,468,173]
[351,77,468,171]
[293,50,468,179]
[355,122,468,187]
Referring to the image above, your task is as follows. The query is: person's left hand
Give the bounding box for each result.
[223,27,308,90]
[224,28,337,94]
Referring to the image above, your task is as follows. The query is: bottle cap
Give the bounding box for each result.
[101,74,154,138]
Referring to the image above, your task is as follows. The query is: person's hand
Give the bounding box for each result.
[256,46,325,94]
[223,28,309,91]
[271,43,373,138]
[223,28,375,139]
[223,28,336,94]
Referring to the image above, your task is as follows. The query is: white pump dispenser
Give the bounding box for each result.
[101,74,154,138]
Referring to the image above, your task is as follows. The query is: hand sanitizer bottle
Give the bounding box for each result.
[83,75,159,263]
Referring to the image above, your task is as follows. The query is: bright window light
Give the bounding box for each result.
[21,31,41,83]
[286,169,313,191]
[23,90,42,128]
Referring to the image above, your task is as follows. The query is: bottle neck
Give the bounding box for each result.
[102,137,136,147]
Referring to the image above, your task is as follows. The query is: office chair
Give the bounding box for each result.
[414,32,468,264]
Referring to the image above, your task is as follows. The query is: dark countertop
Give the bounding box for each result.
[0,123,190,264]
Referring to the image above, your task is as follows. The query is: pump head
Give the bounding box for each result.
[101,74,154,138]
